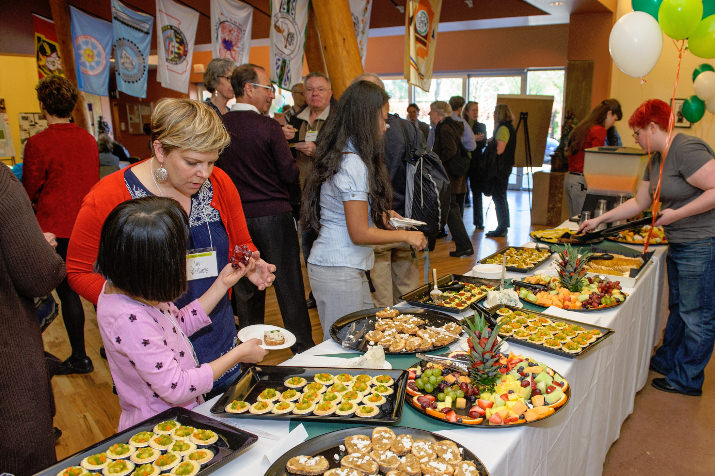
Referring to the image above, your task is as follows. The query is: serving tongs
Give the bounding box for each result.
[342,321,367,349]
[511,280,549,292]
[416,353,469,374]
[559,216,657,243]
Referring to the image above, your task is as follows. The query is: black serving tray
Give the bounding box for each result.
[36,407,258,476]
[400,274,498,314]
[264,426,490,475]
[330,306,463,354]
[485,304,614,358]
[210,365,408,425]
[478,246,553,273]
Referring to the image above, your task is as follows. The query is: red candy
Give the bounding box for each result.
[230,245,252,268]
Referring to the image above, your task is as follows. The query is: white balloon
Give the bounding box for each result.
[694,71,715,101]
[706,96,715,114]
[609,11,663,78]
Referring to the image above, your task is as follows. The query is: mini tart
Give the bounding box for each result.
[372,384,394,396]
[271,401,295,414]
[170,440,197,457]
[58,466,88,476]
[153,452,181,472]
[355,405,379,418]
[335,401,357,416]
[572,335,590,347]
[128,431,154,448]
[523,325,539,334]
[171,426,195,441]
[279,389,301,402]
[313,401,337,416]
[184,448,214,465]
[102,459,134,476]
[313,373,335,385]
[535,316,553,326]
[153,419,180,435]
[527,334,546,344]
[561,327,577,337]
[334,373,354,385]
[327,382,350,394]
[299,390,321,404]
[81,452,109,471]
[190,429,218,446]
[225,400,250,413]
[512,329,530,339]
[169,460,200,476]
[496,307,512,316]
[513,317,529,326]
[129,447,160,465]
[552,332,568,342]
[292,401,316,415]
[130,463,159,476]
[257,387,279,402]
[362,393,387,406]
[341,390,363,403]
[351,382,371,394]
[321,391,342,404]
[511,310,526,318]
[499,324,514,336]
[561,341,582,354]
[106,443,136,460]
[248,400,273,415]
[148,434,174,451]
[553,321,568,329]
[570,324,585,332]
[354,374,372,385]
[284,376,308,389]
[304,382,327,394]
[543,338,561,349]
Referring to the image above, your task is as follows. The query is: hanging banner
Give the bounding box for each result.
[70,7,113,96]
[111,0,154,98]
[211,0,253,65]
[404,0,441,92]
[269,0,309,90]
[349,0,372,65]
[156,0,199,93]
[33,14,64,79]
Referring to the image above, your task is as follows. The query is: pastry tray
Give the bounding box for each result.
[329,306,463,354]
[400,274,498,314]
[485,304,614,358]
[36,407,258,476]
[478,246,553,273]
[210,365,408,425]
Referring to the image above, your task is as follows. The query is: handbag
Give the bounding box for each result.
[35,294,59,332]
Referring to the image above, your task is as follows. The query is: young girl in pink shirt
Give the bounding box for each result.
[95,197,267,430]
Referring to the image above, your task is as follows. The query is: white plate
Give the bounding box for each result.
[237,324,296,350]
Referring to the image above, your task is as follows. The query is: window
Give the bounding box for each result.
[414,77,464,123]
[527,69,565,139]
[383,79,410,116]
[467,75,522,134]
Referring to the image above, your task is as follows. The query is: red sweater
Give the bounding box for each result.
[22,123,99,238]
[568,125,607,173]
[66,161,256,305]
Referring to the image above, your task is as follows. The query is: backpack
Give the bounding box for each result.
[396,120,451,237]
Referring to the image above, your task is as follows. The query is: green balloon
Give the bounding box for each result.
[681,95,706,122]
[704,0,715,19]
[693,63,715,82]
[658,0,704,40]
[633,0,663,19]
[689,15,715,59]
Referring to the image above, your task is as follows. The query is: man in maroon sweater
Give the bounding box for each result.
[217,63,314,353]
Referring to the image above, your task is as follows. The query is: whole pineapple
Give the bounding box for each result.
[463,311,504,393]
[555,244,591,292]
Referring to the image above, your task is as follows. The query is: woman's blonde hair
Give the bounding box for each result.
[493,104,514,124]
[430,100,452,117]
[151,98,230,156]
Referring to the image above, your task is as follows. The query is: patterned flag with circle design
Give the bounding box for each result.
[70,7,113,96]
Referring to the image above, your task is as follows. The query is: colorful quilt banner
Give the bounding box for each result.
[70,7,113,96]
[269,0,309,90]
[211,0,253,65]
[404,0,441,92]
[33,14,64,79]
[349,0,372,65]
[111,0,154,98]
[156,0,199,93]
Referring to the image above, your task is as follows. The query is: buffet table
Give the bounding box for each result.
[194,236,669,476]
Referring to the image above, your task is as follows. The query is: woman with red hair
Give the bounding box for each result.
[580,99,715,396]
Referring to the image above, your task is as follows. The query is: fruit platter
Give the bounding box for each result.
[211,365,408,425]
[401,274,497,314]
[530,228,604,245]
[478,246,553,273]
[487,305,614,358]
[607,225,668,245]
[513,245,628,311]
[37,407,257,476]
[405,313,569,427]
[330,306,463,354]
[265,426,490,476]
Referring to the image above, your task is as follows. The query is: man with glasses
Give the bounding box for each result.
[217,63,315,354]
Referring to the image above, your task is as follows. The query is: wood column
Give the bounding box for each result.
[49,0,91,132]
[304,8,327,76]
[311,0,363,98]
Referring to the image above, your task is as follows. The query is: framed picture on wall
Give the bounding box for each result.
[673,98,692,128]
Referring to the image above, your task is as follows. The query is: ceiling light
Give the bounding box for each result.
[550,1,564,5]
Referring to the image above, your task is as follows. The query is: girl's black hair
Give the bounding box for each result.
[301,80,392,232]
[95,197,189,302]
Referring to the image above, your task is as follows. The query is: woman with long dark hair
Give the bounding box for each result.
[564,98,622,216]
[301,81,427,339]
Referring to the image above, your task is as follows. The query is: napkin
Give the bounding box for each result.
[264,424,309,465]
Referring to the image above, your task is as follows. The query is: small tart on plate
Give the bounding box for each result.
[321,391,342,404]
[292,401,316,415]
[334,373,354,385]
[153,420,179,435]
[153,452,181,472]
[57,466,88,476]
[257,387,279,402]
[148,434,174,451]
[298,391,321,404]
[341,390,363,403]
[130,463,159,476]
[102,459,134,476]
[128,431,154,448]
[372,384,394,396]
[304,382,327,394]
[351,382,370,394]
[362,393,386,406]
[335,401,357,416]
[81,452,109,471]
[284,376,308,389]
[272,401,295,414]
[285,455,329,475]
[169,460,200,476]
[527,334,545,344]
[327,382,350,394]
[355,405,379,418]
[512,329,530,339]
[313,401,337,416]
[170,440,196,457]
[129,447,160,465]
[190,429,218,446]
[184,448,214,465]
[225,400,250,413]
[313,373,335,385]
[170,426,195,441]
[106,443,136,460]
[561,341,582,354]
[279,389,301,402]
[248,400,273,415]
[354,374,372,385]
[543,338,561,349]
[372,375,394,386]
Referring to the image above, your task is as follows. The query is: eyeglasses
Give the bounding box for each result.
[632,128,641,139]
[250,82,276,94]
[306,87,329,94]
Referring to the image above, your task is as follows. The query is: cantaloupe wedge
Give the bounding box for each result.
[524,406,554,422]
[547,393,568,409]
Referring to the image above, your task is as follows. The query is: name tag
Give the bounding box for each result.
[304,129,319,142]
[186,248,218,281]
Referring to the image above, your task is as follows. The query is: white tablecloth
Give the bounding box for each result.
[195,240,669,476]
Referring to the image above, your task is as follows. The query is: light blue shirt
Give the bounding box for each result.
[308,145,375,270]
[452,113,477,151]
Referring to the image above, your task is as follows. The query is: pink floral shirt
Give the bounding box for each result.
[97,286,215,431]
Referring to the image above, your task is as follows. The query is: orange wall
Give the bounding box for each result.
[568,11,615,108]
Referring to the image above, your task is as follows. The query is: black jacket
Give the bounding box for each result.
[383,114,423,216]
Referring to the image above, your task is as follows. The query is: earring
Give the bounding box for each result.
[154,163,168,183]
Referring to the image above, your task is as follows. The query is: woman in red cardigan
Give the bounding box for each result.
[67,98,276,395]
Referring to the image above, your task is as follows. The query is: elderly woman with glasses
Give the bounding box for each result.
[203,58,236,115]
[579,99,715,397]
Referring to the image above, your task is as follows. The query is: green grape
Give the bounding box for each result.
[428,375,438,385]
[437,392,446,402]
[456,390,465,398]
[415,379,425,390]
[424,383,434,393]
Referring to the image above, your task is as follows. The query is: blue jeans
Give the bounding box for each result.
[651,238,715,393]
